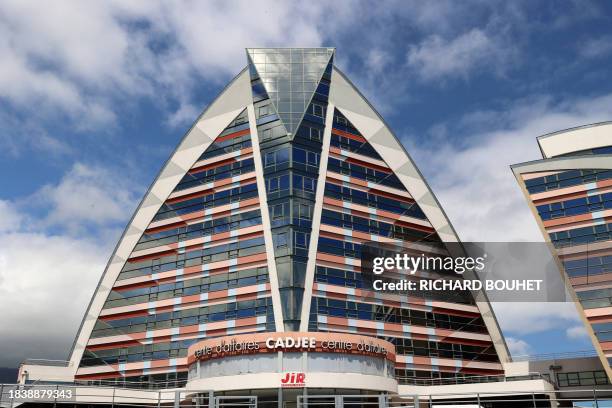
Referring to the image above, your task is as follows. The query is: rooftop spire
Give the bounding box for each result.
[246,48,334,134]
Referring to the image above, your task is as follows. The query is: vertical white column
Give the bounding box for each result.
[246,104,285,331]
[298,103,335,331]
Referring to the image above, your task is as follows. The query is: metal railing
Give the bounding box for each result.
[512,350,599,362]
[0,384,221,408]
[298,391,612,408]
[35,373,553,391]
[301,390,612,408]
[74,377,188,390]
[298,395,384,408]
[397,372,548,386]
[394,389,612,408]
[2,383,612,407]
[20,359,72,367]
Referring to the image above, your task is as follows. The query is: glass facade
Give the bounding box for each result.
[249,50,332,331]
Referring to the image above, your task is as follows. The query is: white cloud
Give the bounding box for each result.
[406,29,513,82]
[165,102,201,129]
[31,163,140,234]
[566,325,589,340]
[365,49,391,74]
[0,232,107,366]
[506,337,532,356]
[493,302,582,335]
[160,2,324,78]
[0,0,538,140]
[0,200,22,233]
[579,35,612,59]
[0,1,124,127]
[0,110,72,157]
[0,162,140,366]
[0,0,591,163]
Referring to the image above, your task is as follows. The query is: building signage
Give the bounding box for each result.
[266,336,316,349]
[280,372,306,388]
[190,332,393,362]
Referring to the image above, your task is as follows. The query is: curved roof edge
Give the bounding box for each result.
[510,156,612,205]
[536,121,612,159]
[511,155,612,178]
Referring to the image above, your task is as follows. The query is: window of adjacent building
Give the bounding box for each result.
[557,371,608,387]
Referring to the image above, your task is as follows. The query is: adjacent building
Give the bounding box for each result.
[512,123,612,381]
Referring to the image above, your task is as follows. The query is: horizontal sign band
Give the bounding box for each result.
[187,331,396,364]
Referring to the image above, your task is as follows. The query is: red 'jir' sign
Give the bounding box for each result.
[281,372,306,388]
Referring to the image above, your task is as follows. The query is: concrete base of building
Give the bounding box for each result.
[3,380,612,408]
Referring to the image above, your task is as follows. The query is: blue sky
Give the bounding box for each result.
[1,0,611,367]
